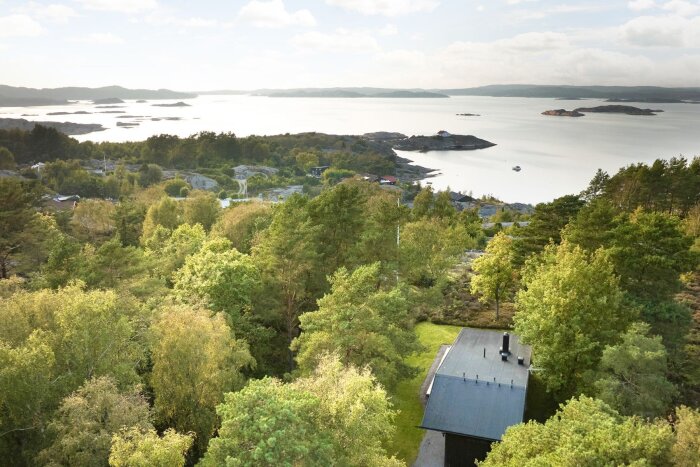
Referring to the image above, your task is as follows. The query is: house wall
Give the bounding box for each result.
[444,434,493,467]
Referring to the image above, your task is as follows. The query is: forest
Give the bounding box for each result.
[1,127,699,466]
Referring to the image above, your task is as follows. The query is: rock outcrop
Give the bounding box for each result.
[0,118,104,135]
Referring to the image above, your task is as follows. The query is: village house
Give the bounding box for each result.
[420,328,531,466]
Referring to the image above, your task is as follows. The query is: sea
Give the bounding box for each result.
[3,95,699,204]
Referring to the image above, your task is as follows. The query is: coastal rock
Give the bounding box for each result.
[456,113,481,116]
[152,101,190,107]
[542,109,584,117]
[0,118,104,135]
[574,105,663,116]
[362,132,408,141]
[116,121,139,127]
[393,133,496,152]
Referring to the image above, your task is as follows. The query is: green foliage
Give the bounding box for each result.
[70,199,116,242]
[144,223,206,281]
[212,202,272,254]
[182,190,221,231]
[37,377,151,467]
[200,378,334,467]
[606,208,697,301]
[601,157,700,216]
[149,305,253,455]
[672,406,700,467]
[515,242,633,399]
[173,238,260,322]
[0,178,42,278]
[399,219,472,287]
[293,263,420,388]
[251,195,320,371]
[163,177,189,197]
[291,355,403,467]
[481,396,674,466]
[321,167,355,186]
[140,196,182,240]
[411,186,433,219]
[0,146,16,169]
[138,164,162,187]
[594,322,676,417]
[109,428,193,467]
[203,355,401,467]
[470,232,517,318]
[307,182,366,277]
[0,285,145,462]
[562,198,619,252]
[112,200,146,247]
[516,194,584,259]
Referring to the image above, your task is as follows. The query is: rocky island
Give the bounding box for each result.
[542,109,584,117]
[0,118,105,135]
[365,131,496,152]
[543,105,664,117]
[152,101,191,107]
[575,105,663,115]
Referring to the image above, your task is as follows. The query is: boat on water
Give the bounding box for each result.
[512,166,522,172]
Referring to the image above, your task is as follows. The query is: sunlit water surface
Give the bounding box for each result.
[3,95,698,203]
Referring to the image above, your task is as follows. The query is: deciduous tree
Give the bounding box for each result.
[470,232,516,319]
[481,397,674,466]
[149,305,253,454]
[109,428,193,467]
[292,263,419,388]
[515,242,633,399]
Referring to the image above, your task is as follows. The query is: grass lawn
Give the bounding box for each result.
[389,322,462,465]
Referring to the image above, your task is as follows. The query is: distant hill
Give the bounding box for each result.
[0,85,196,107]
[253,88,449,98]
[436,85,700,102]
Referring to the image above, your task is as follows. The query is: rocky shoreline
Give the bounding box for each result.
[0,118,105,135]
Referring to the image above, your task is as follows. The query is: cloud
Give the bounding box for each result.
[513,3,611,20]
[618,15,699,47]
[139,14,218,29]
[292,29,379,52]
[661,0,700,16]
[379,23,398,35]
[75,0,157,13]
[14,3,78,23]
[238,0,315,28]
[324,0,439,16]
[75,32,125,44]
[0,14,44,37]
[628,0,656,10]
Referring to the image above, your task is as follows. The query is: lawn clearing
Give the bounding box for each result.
[389,321,462,464]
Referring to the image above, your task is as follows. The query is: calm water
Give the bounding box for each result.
[3,95,699,204]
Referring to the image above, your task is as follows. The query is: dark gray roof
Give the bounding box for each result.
[420,328,531,440]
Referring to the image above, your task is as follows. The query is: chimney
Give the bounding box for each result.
[500,332,511,355]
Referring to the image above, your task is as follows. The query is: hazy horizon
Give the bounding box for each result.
[1,1,699,91]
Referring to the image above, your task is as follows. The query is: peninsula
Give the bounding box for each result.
[0,118,105,135]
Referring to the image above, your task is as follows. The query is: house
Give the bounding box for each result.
[379,175,397,185]
[361,173,380,183]
[309,166,330,178]
[420,328,532,466]
[437,130,452,138]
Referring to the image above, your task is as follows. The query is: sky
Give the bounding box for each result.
[0,0,699,90]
